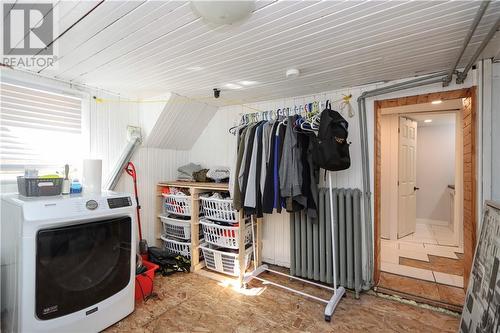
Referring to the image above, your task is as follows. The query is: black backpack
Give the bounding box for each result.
[312,101,351,171]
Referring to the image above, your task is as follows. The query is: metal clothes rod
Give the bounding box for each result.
[239,96,349,122]
[252,275,329,304]
[266,268,336,291]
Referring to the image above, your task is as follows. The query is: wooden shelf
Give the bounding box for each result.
[157,181,229,191]
[156,181,262,288]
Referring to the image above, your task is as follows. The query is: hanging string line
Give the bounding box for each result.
[92,93,353,118]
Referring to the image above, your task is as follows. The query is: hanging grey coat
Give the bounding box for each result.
[279,117,305,209]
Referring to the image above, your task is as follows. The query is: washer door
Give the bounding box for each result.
[36,216,132,320]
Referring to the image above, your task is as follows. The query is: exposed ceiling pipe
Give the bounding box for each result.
[356,73,447,287]
[443,1,491,86]
[363,72,447,98]
[457,16,500,84]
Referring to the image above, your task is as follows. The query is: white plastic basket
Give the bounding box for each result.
[163,194,191,216]
[200,219,252,249]
[160,215,191,240]
[200,196,238,223]
[199,242,253,277]
[161,235,192,259]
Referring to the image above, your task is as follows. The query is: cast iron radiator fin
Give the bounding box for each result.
[290,188,363,297]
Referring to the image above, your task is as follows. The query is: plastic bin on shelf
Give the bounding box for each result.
[199,219,252,249]
[199,242,253,277]
[163,193,191,216]
[159,215,192,240]
[160,235,193,259]
[200,196,238,223]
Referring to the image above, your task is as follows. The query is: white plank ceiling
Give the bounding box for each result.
[9,0,500,103]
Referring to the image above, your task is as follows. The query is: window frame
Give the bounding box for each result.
[0,70,90,185]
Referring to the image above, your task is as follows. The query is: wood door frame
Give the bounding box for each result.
[373,87,477,289]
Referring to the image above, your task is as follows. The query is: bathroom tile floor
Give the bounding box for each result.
[379,223,464,306]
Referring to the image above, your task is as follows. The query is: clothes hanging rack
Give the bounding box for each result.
[230,94,353,134]
[242,103,346,322]
[245,173,345,322]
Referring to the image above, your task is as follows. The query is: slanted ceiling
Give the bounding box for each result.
[12,1,500,103]
[144,93,217,150]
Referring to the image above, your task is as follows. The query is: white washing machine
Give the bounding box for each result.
[1,192,136,333]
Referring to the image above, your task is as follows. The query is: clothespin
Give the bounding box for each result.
[342,94,354,118]
[342,94,352,104]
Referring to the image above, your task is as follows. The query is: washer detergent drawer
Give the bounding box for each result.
[36,216,132,320]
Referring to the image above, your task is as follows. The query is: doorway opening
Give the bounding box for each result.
[373,88,477,311]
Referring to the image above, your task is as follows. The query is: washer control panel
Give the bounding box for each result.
[107,196,132,209]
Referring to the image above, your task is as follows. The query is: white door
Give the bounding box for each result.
[398,117,418,238]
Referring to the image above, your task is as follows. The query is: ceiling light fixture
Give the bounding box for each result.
[431,100,443,104]
[186,66,203,71]
[286,68,300,79]
[190,1,255,25]
[424,119,433,123]
[225,83,242,90]
[239,80,258,86]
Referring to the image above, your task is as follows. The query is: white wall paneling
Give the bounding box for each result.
[117,147,190,244]
[416,123,456,223]
[89,94,191,245]
[88,92,140,179]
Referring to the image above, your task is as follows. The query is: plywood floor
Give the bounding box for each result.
[378,272,465,312]
[106,270,460,333]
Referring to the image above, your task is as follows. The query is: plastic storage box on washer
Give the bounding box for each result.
[162,193,192,216]
[199,242,253,277]
[199,219,253,249]
[199,196,238,223]
[17,177,63,197]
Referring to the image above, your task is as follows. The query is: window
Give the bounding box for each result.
[0,80,83,181]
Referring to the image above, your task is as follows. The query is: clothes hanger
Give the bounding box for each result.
[229,114,246,134]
